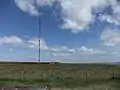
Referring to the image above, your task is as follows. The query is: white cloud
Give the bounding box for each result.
[49,46,106,56]
[101,28,120,46]
[14,0,120,34]
[111,52,120,55]
[48,46,112,63]
[50,46,107,61]
[0,36,48,50]
[39,38,48,50]
[14,0,55,16]
[58,0,109,33]
[68,49,75,53]
[99,0,120,25]
[27,38,48,50]
[36,0,55,6]
[50,46,69,52]
[38,38,107,61]
[76,46,106,54]
[28,38,69,51]
[50,46,77,54]
[39,38,106,55]
[14,0,110,33]
[1,36,118,63]
[52,52,71,57]
[0,36,23,45]
[14,0,39,16]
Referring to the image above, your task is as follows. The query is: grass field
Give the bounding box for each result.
[0,62,120,89]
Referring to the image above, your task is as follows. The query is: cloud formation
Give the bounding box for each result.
[14,0,120,33]
[58,0,109,33]
[0,36,39,50]
[101,28,120,46]
[0,35,105,55]
[0,36,119,63]
[99,0,120,25]
[14,0,55,16]
[27,38,48,50]
[40,38,106,55]
[77,46,106,54]
[39,38,120,63]
[0,36,23,45]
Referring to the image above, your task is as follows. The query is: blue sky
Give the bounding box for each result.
[0,0,120,63]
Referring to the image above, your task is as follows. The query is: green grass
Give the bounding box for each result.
[0,62,120,88]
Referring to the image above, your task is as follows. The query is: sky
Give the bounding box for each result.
[0,0,120,63]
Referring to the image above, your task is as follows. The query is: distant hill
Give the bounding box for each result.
[0,61,61,64]
[111,62,120,66]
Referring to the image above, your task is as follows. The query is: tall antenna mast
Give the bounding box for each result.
[37,2,41,63]
[38,15,41,63]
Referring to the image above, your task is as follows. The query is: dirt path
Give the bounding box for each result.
[0,85,117,90]
[0,87,46,90]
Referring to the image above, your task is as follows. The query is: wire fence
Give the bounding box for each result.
[0,72,119,90]
[0,64,120,90]
[0,71,119,82]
